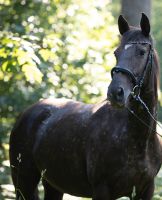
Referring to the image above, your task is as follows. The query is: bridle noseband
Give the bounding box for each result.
[111,41,153,99]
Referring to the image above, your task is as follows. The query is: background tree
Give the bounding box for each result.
[121,0,151,26]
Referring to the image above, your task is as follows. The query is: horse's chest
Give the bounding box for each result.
[110,140,157,196]
[115,156,149,182]
[111,141,153,181]
[110,153,155,197]
[88,135,155,197]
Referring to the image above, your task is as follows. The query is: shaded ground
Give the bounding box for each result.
[0,160,162,200]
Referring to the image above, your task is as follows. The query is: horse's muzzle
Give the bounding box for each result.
[107,86,125,108]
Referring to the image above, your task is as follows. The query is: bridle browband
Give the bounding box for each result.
[111,41,153,99]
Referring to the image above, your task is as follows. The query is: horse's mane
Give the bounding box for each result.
[153,49,160,92]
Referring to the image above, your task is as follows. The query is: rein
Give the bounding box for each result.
[111,41,162,137]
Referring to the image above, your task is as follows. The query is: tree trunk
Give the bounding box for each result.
[121,0,151,26]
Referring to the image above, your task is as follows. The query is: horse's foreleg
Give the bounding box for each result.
[134,180,154,200]
[42,179,63,200]
[92,184,112,200]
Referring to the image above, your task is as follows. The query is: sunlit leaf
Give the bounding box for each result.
[22,64,43,84]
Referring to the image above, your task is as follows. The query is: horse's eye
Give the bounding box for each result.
[139,50,146,56]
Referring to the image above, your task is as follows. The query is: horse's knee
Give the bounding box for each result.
[92,184,112,200]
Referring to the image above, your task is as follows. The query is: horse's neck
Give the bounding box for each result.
[129,69,158,141]
[141,90,157,117]
[140,59,158,123]
[142,51,158,110]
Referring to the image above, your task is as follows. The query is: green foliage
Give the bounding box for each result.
[0,0,118,139]
[152,0,162,74]
[152,0,162,120]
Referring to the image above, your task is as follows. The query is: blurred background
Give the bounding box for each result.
[0,0,162,199]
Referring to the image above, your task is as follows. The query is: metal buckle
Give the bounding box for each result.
[131,85,141,99]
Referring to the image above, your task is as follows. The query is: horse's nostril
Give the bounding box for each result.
[107,86,124,104]
[116,87,124,97]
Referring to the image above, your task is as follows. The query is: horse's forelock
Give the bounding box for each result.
[121,28,152,45]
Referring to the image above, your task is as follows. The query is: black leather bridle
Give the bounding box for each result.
[111,41,153,99]
[111,41,162,137]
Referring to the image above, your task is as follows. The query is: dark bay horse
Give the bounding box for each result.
[10,13,162,200]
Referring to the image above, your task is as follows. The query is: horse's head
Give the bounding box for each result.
[107,13,153,108]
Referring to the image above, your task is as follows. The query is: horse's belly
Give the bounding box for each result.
[34,136,92,197]
[37,157,92,197]
[44,167,92,197]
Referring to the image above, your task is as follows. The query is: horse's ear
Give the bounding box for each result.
[118,15,130,35]
[140,13,150,37]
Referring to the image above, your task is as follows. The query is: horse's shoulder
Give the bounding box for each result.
[17,98,110,131]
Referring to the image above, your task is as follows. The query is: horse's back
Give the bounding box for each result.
[10,98,93,162]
